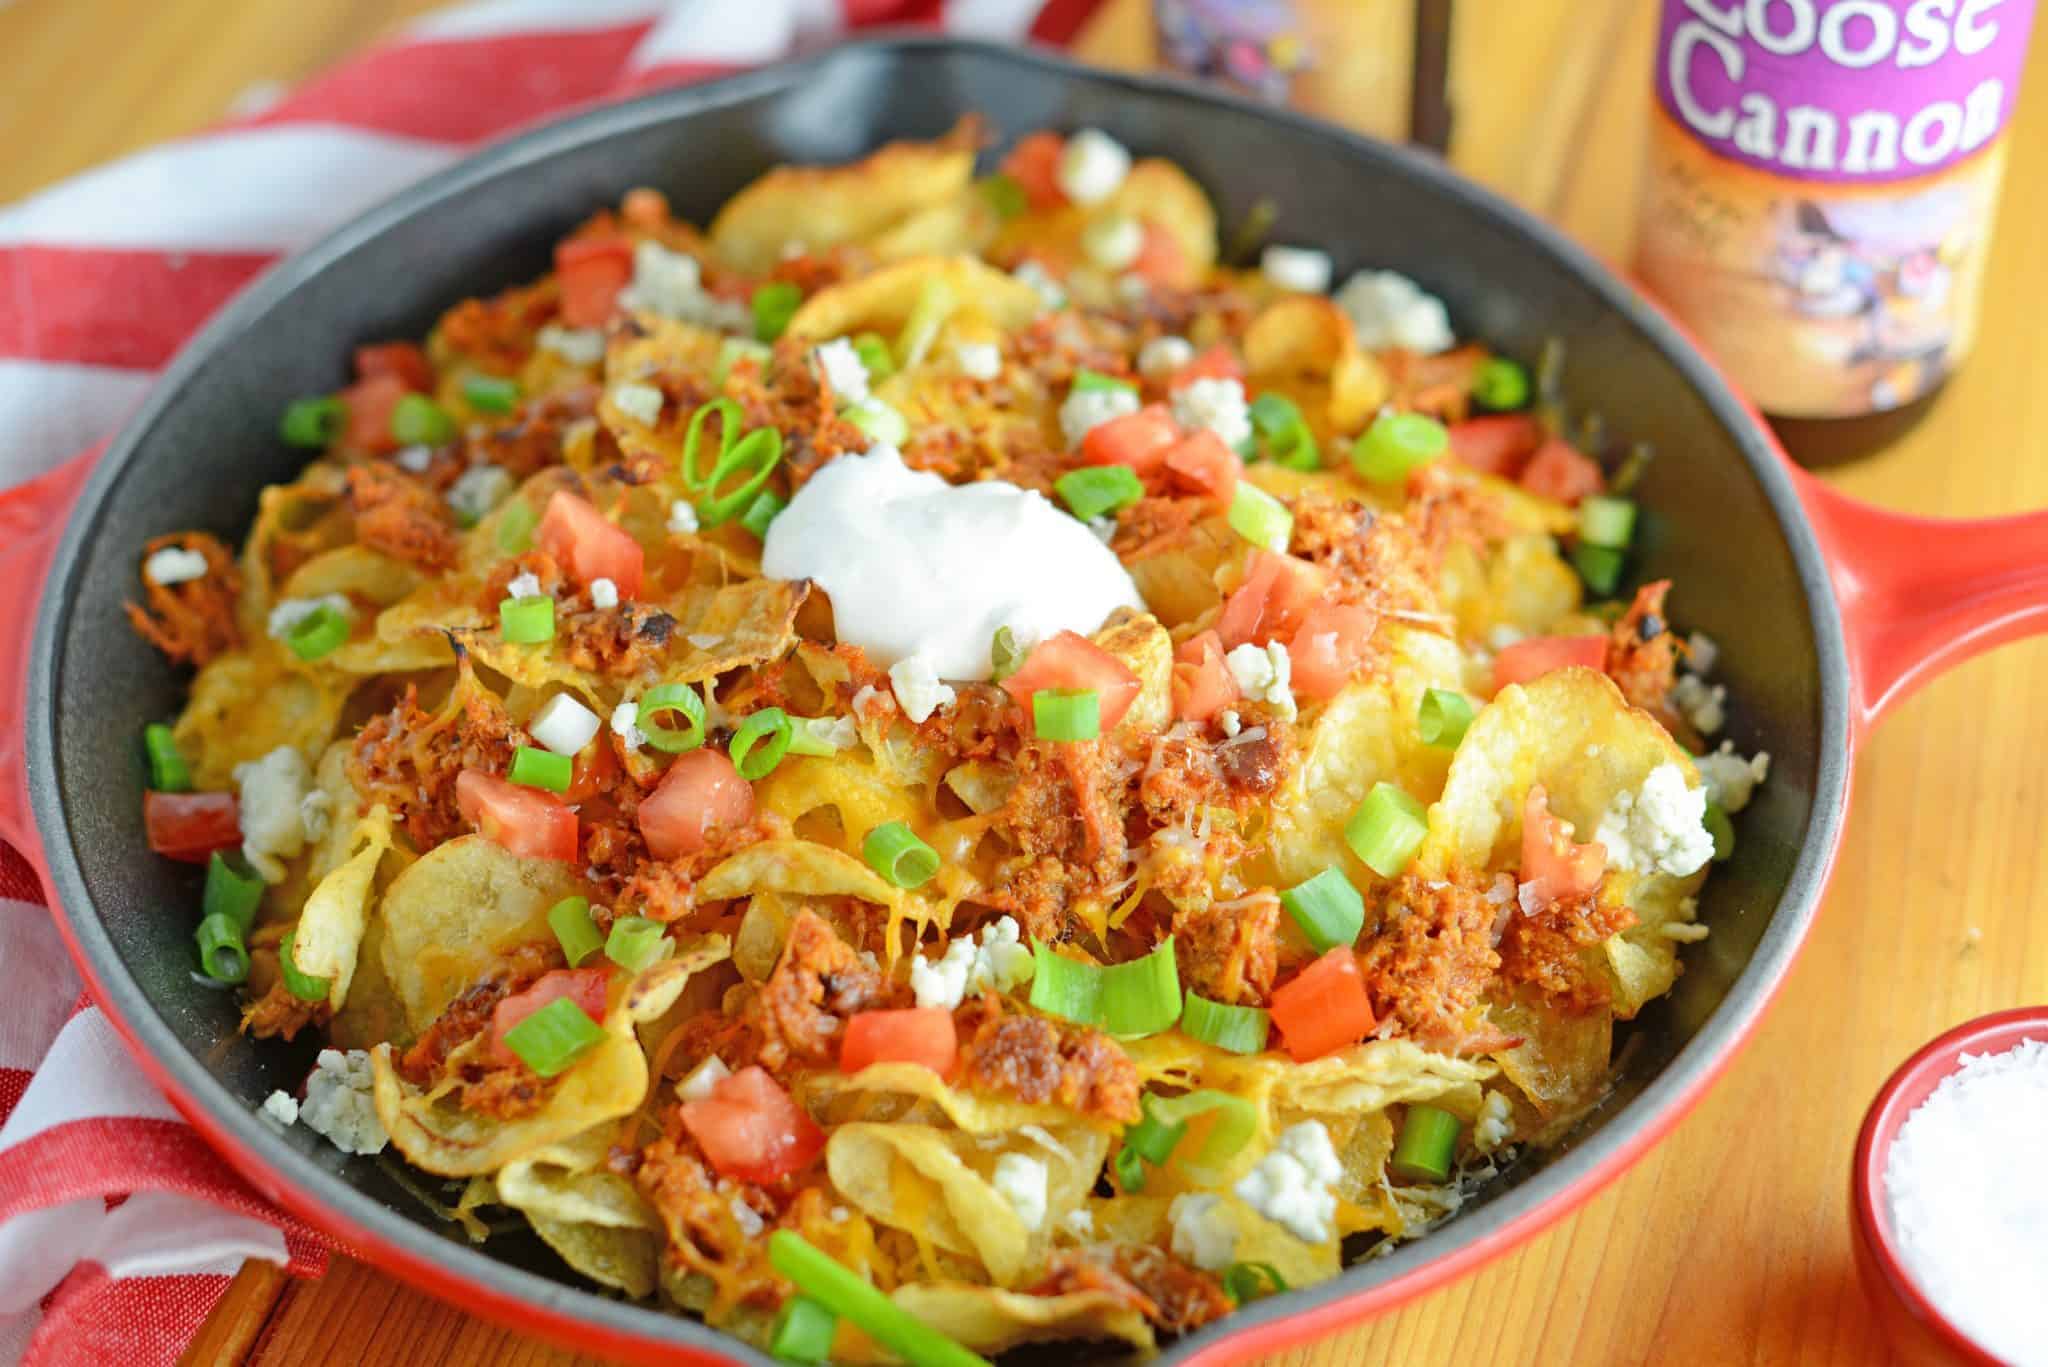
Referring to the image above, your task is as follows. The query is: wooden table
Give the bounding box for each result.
[3,0,2043,1362]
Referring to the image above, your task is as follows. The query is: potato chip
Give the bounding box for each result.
[711,122,980,274]
[785,256,1043,346]
[697,838,902,910]
[376,835,587,1034]
[528,1216,662,1299]
[890,1283,1155,1356]
[291,803,395,1009]
[1092,608,1171,739]
[1244,295,1387,434]
[825,1121,1107,1286]
[171,651,349,790]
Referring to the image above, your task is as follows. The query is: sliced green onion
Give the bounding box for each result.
[730,708,794,780]
[894,277,956,370]
[1179,990,1270,1055]
[284,603,351,662]
[462,374,520,414]
[509,745,571,794]
[680,399,784,525]
[990,627,1026,683]
[278,928,330,1003]
[1578,495,1638,549]
[1390,1102,1462,1183]
[980,173,1028,221]
[1471,357,1531,412]
[863,820,939,890]
[390,392,457,447]
[1278,868,1364,953]
[1123,1094,1189,1165]
[752,281,802,343]
[1227,482,1293,552]
[740,490,787,540]
[1032,689,1100,742]
[850,332,895,383]
[768,1231,991,1367]
[785,716,851,758]
[636,683,706,754]
[1054,465,1144,521]
[1249,392,1319,470]
[195,913,250,985]
[1572,542,1626,597]
[548,896,602,967]
[499,595,554,644]
[1705,801,1735,862]
[280,396,345,448]
[844,398,908,447]
[715,336,772,383]
[1112,1141,1148,1193]
[1145,1088,1257,1184]
[144,723,192,792]
[606,915,666,972]
[1070,368,1136,396]
[203,851,264,935]
[1029,944,1103,1025]
[1351,411,1448,483]
[1345,782,1429,878]
[1100,937,1180,1038]
[1222,1262,1287,1306]
[1418,688,1476,749]
[500,995,606,1077]
[770,1295,838,1365]
[495,499,538,554]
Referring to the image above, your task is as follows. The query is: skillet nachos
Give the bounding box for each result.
[129,121,1772,1361]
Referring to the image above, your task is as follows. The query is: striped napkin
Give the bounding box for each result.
[0,2,1101,1361]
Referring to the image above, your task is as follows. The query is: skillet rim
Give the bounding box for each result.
[25,34,1854,1366]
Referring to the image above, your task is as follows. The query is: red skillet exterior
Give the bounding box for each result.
[5,37,2045,1367]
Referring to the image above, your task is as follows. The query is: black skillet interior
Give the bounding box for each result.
[29,37,1846,1364]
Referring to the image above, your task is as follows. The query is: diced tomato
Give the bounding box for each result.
[1519,783,1607,906]
[1491,634,1607,692]
[537,490,644,599]
[1001,631,1143,735]
[840,1008,959,1080]
[1080,403,1180,472]
[1270,949,1375,1062]
[489,967,611,1067]
[353,342,433,394]
[1131,221,1190,288]
[1518,438,1606,504]
[638,749,755,861]
[339,373,409,454]
[1167,344,1244,391]
[143,791,240,863]
[1446,415,1544,478]
[554,234,634,329]
[999,132,1067,212]
[1171,629,1237,723]
[1288,603,1379,702]
[681,1065,826,1185]
[456,770,579,861]
[1216,550,1329,649]
[1161,429,1242,503]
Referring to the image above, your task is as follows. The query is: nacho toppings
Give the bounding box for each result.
[135,122,1753,1358]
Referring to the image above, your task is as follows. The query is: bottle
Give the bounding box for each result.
[1635,0,2037,465]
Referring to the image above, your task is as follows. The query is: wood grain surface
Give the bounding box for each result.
[2,0,2042,1363]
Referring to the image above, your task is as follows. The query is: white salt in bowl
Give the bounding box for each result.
[1852,1007,2048,1367]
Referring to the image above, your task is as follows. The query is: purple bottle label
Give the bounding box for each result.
[1655,0,2037,183]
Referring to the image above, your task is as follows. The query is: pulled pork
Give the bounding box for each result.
[125,532,242,667]
[1605,580,1684,727]
[345,465,459,572]
[348,667,520,850]
[749,910,890,1071]
[1357,874,1504,1049]
[955,992,1141,1125]
[1031,1245,1233,1334]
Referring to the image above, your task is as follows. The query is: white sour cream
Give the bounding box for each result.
[761,445,1141,680]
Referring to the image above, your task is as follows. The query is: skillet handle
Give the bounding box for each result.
[0,450,98,862]
[1792,466,2048,741]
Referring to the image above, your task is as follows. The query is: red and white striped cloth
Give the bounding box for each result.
[0,2,1102,1361]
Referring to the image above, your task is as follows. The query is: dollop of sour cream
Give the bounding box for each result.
[762,445,1142,680]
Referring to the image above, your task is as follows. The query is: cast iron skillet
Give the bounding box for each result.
[3,37,2045,1367]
